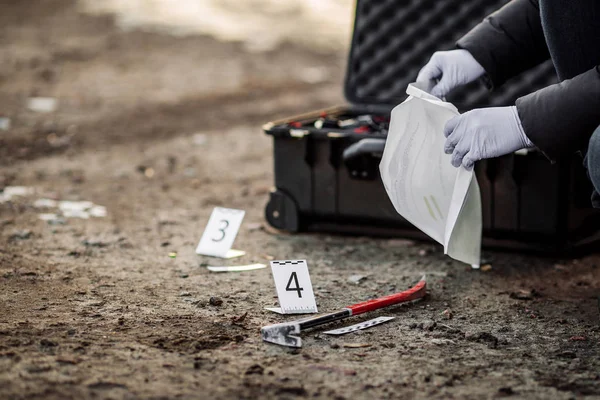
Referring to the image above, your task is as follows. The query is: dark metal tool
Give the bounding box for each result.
[261,275,426,348]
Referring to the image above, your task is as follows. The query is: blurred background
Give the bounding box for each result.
[0,0,356,165]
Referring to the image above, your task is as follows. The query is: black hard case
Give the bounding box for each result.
[263,0,600,254]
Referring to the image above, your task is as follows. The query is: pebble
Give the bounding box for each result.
[209,297,223,306]
[421,320,437,331]
[180,291,192,297]
[10,230,32,240]
[348,275,367,285]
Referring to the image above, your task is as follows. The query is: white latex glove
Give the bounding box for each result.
[443,106,535,170]
[416,49,485,98]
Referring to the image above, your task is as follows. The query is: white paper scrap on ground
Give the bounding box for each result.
[27,97,57,113]
[270,260,318,314]
[196,207,245,258]
[323,316,395,335]
[207,263,266,272]
[0,187,35,203]
[0,117,11,131]
[380,83,482,266]
[34,198,58,208]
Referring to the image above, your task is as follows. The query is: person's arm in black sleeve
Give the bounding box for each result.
[456,0,550,88]
[516,66,600,161]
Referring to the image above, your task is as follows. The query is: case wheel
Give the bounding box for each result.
[265,190,300,232]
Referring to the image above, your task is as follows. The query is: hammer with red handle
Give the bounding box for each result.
[261,275,426,348]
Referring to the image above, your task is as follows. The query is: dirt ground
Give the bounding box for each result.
[1,1,600,399]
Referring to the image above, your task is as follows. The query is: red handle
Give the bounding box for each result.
[347,276,426,315]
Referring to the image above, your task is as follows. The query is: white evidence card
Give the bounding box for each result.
[323,316,395,335]
[270,260,318,314]
[195,207,245,258]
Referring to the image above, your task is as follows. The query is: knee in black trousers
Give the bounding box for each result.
[586,126,600,207]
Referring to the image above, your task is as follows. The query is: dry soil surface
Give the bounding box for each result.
[1,1,600,399]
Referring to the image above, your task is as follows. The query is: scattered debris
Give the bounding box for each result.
[244,364,264,375]
[342,343,371,349]
[311,364,356,376]
[498,387,515,396]
[231,312,248,324]
[348,274,367,285]
[207,264,266,272]
[418,320,437,331]
[554,264,568,271]
[382,239,415,247]
[10,230,32,240]
[209,297,223,306]
[192,133,208,146]
[0,186,34,202]
[465,331,498,349]
[27,97,57,113]
[38,213,65,225]
[569,336,587,341]
[442,309,453,320]
[47,200,107,219]
[0,117,10,131]
[168,252,177,259]
[480,264,492,272]
[89,206,107,218]
[34,199,58,208]
[324,316,394,335]
[82,239,109,247]
[246,222,263,231]
[430,338,456,346]
[510,289,538,300]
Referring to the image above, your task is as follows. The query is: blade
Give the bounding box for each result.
[261,322,302,348]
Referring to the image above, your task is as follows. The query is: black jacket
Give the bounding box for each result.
[456,0,600,161]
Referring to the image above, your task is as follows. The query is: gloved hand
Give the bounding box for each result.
[444,106,535,169]
[416,49,485,98]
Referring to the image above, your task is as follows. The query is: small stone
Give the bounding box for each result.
[480,264,492,272]
[442,309,453,320]
[418,249,428,256]
[422,320,437,331]
[82,239,108,248]
[348,275,367,285]
[245,364,264,375]
[180,291,192,297]
[510,289,537,300]
[10,230,32,240]
[209,297,223,306]
[498,387,515,396]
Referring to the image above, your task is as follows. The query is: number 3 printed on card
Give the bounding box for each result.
[196,208,245,258]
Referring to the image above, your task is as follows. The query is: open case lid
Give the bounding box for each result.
[344,0,557,111]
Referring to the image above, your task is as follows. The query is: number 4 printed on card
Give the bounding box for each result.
[195,207,245,258]
[269,260,318,314]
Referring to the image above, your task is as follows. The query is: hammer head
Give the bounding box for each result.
[261,322,302,348]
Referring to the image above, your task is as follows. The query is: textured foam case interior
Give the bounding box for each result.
[345,0,558,110]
